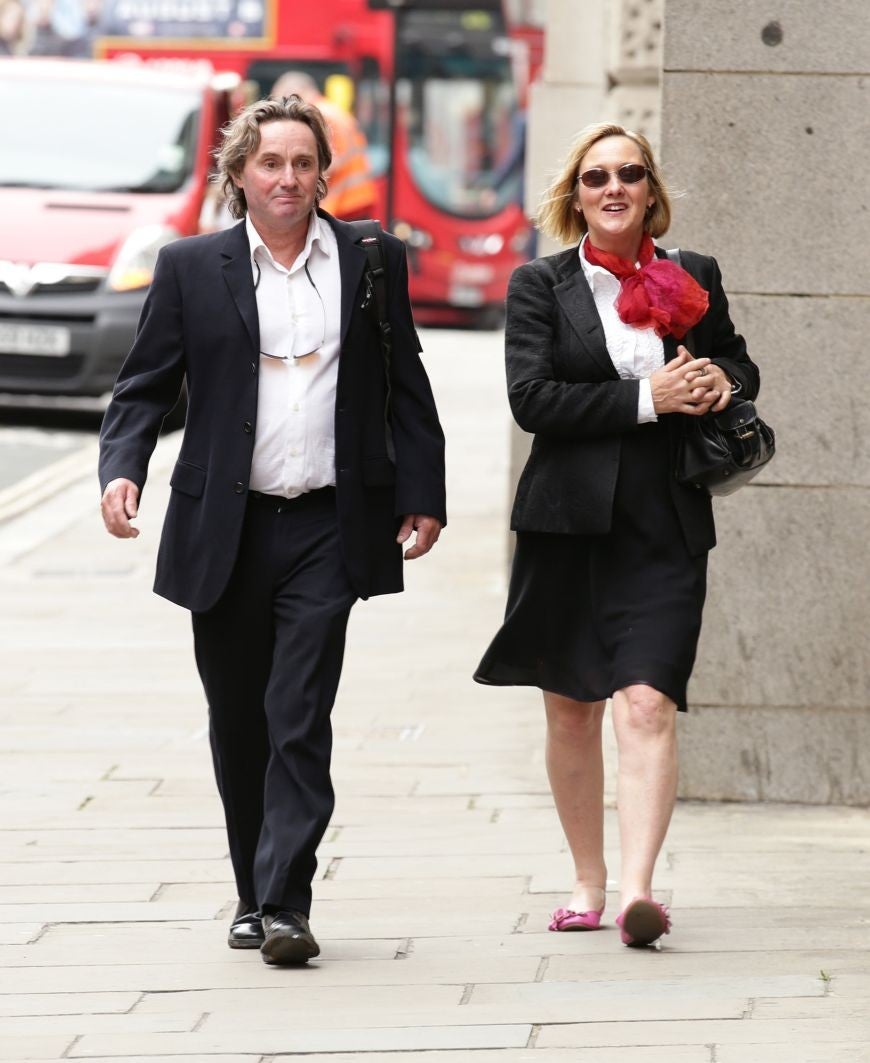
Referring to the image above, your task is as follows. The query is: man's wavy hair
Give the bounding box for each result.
[215,96,333,220]
[536,122,671,245]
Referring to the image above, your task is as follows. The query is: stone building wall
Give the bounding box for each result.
[662,0,870,803]
[522,0,870,803]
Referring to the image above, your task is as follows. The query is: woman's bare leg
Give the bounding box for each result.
[611,684,678,910]
[543,692,608,913]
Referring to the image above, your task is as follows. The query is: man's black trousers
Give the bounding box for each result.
[191,488,356,916]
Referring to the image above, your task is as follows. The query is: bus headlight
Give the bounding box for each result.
[510,226,532,253]
[458,233,504,256]
[392,221,433,250]
[107,225,181,292]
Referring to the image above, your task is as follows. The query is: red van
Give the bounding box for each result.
[0,59,236,408]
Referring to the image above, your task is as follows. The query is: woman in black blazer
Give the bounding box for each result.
[475,123,758,947]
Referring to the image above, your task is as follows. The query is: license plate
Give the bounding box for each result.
[0,322,71,357]
[449,284,485,308]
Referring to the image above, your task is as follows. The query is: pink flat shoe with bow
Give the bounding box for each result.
[616,898,671,947]
[548,905,605,932]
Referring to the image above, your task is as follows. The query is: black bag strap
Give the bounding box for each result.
[348,219,394,462]
[665,247,697,355]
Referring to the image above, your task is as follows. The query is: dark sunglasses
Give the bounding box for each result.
[577,164,649,189]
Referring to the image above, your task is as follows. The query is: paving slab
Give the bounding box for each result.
[75,1058,256,1063]
[195,994,747,1030]
[0,993,140,1017]
[716,1045,870,1063]
[0,1013,198,1035]
[535,1016,870,1048]
[268,1052,710,1063]
[70,1024,532,1056]
[0,954,543,994]
[0,1037,76,1060]
[132,984,463,1014]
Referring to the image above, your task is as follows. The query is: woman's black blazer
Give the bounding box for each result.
[506,244,759,557]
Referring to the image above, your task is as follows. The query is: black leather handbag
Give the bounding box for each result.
[665,248,775,496]
[677,398,776,496]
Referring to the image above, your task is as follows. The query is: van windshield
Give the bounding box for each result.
[0,79,202,193]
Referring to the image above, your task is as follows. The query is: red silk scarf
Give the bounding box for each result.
[583,233,709,339]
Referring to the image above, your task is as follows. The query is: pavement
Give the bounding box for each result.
[0,327,868,1063]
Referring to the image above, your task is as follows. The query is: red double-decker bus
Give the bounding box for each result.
[93,0,541,324]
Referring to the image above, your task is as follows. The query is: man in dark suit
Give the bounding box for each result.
[99,96,446,966]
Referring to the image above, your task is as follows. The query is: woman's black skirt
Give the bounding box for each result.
[474,421,708,712]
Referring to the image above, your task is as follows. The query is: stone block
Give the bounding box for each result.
[543,0,607,86]
[690,487,870,710]
[723,294,870,488]
[677,704,870,803]
[610,84,661,151]
[661,73,870,296]
[609,0,664,78]
[664,0,870,74]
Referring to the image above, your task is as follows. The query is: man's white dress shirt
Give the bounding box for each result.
[247,213,342,497]
[578,235,663,423]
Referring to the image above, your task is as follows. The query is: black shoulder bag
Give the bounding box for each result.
[667,249,775,496]
[348,219,395,462]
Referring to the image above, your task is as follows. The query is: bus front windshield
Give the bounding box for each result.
[397,10,523,219]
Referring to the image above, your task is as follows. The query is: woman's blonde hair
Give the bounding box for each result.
[215,96,333,220]
[536,123,671,245]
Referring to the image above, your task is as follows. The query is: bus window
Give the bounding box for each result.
[396,8,522,219]
[245,57,389,179]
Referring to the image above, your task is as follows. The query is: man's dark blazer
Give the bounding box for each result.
[506,244,759,557]
[99,210,446,612]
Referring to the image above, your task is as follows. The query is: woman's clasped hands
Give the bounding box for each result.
[650,345,732,416]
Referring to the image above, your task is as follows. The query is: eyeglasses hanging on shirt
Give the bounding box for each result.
[254,260,326,360]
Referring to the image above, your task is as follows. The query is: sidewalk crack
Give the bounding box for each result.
[534,956,550,982]
[125,992,147,1014]
[61,1035,81,1059]
[323,857,342,880]
[526,1023,541,1048]
[28,923,50,944]
[512,911,529,934]
[394,937,414,959]
[459,984,474,1005]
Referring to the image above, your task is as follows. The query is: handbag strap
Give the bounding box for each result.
[665,247,697,355]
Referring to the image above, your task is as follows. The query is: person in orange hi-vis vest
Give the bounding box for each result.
[271,71,377,222]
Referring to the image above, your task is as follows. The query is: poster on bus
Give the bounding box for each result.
[99,0,268,40]
[0,0,270,57]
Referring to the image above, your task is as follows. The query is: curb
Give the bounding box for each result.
[0,432,180,568]
[0,442,100,526]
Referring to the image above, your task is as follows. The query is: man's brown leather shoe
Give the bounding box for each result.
[227,900,264,949]
[260,909,320,965]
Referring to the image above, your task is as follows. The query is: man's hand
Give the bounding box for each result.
[101,478,141,539]
[397,514,442,560]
